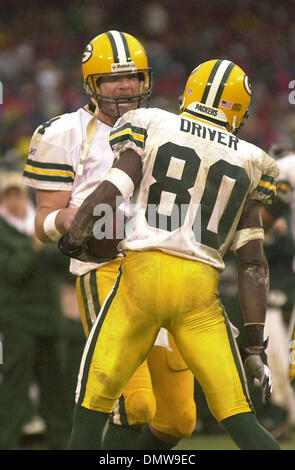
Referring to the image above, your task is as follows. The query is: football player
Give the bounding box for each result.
[60,59,281,450]
[23,31,196,450]
[261,147,295,394]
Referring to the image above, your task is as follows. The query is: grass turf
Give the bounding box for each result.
[175,429,295,450]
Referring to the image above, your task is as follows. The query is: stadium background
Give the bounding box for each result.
[1,0,295,450]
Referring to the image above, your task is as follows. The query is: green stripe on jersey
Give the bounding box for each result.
[260,173,276,185]
[23,171,74,184]
[26,158,74,172]
[109,123,147,150]
[23,158,75,183]
[256,185,276,197]
[109,133,144,149]
[109,122,147,139]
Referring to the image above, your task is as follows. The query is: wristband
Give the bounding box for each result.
[244,323,264,348]
[104,168,134,200]
[231,228,264,252]
[43,209,62,242]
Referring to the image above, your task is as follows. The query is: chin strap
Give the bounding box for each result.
[77,105,99,176]
[232,109,249,135]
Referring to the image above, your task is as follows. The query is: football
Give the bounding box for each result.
[86,213,125,259]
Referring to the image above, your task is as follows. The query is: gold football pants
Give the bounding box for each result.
[76,251,252,424]
[76,257,196,438]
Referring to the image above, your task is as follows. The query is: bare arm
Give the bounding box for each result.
[35,190,78,242]
[261,206,276,233]
[236,201,274,402]
[236,200,269,350]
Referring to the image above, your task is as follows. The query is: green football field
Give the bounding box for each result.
[175,430,295,450]
[21,431,295,451]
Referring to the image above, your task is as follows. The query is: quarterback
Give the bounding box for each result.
[60,59,281,450]
[23,31,196,449]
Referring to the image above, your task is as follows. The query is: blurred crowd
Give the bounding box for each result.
[1,0,295,172]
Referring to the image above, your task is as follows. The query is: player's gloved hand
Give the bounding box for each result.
[58,231,83,258]
[58,232,115,264]
[240,338,272,403]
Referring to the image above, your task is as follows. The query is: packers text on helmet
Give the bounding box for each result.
[180,59,251,134]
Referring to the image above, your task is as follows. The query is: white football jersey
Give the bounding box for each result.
[276,153,295,240]
[23,106,115,276]
[110,107,279,271]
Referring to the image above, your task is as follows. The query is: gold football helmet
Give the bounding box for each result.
[180,59,251,134]
[82,30,152,118]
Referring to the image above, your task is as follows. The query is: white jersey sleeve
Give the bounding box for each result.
[23,114,78,191]
[109,108,150,161]
[246,145,278,205]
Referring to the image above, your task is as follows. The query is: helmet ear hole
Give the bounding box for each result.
[232,109,249,135]
[178,95,184,111]
[84,75,100,100]
[138,72,145,82]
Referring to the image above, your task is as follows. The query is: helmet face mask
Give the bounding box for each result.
[82,30,152,119]
[85,70,152,119]
[180,59,251,135]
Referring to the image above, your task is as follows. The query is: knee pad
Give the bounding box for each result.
[125,389,156,427]
[158,404,196,438]
[172,407,196,438]
[152,402,196,439]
